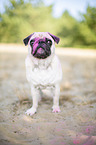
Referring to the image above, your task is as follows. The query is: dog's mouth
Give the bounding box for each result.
[33,46,45,56]
[33,46,51,59]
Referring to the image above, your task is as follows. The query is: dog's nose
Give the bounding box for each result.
[37,48,45,54]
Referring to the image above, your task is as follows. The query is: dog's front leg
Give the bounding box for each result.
[52,84,61,113]
[25,85,40,116]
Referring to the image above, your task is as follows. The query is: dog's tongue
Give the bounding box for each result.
[37,48,44,54]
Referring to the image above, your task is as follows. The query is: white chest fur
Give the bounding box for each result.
[25,55,62,87]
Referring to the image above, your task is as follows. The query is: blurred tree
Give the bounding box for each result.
[0,0,55,43]
[0,1,96,48]
[57,9,96,47]
[83,6,96,33]
[56,11,80,47]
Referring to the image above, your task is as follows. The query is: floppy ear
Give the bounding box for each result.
[48,32,60,44]
[23,33,34,46]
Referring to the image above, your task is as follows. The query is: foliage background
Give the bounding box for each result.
[0,0,96,48]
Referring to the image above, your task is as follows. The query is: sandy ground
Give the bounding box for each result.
[0,44,96,145]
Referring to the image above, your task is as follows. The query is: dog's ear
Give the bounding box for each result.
[23,33,34,46]
[48,32,60,44]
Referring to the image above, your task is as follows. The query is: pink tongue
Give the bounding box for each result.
[37,48,44,54]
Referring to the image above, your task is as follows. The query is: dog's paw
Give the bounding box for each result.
[52,106,61,113]
[25,107,36,116]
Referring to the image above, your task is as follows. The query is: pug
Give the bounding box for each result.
[23,32,62,116]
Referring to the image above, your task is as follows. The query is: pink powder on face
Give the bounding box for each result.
[32,43,38,54]
[32,37,47,54]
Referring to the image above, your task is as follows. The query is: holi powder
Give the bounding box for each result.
[85,126,94,134]
[32,37,47,54]
[73,135,80,145]
[30,37,51,59]
[73,139,80,144]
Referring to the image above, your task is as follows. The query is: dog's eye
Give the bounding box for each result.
[30,40,34,45]
[47,39,52,45]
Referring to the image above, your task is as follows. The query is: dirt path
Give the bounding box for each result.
[0,44,96,145]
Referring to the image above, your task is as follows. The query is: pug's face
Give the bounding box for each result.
[23,32,60,59]
[30,37,52,59]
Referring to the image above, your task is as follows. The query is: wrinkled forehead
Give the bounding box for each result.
[30,32,53,42]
